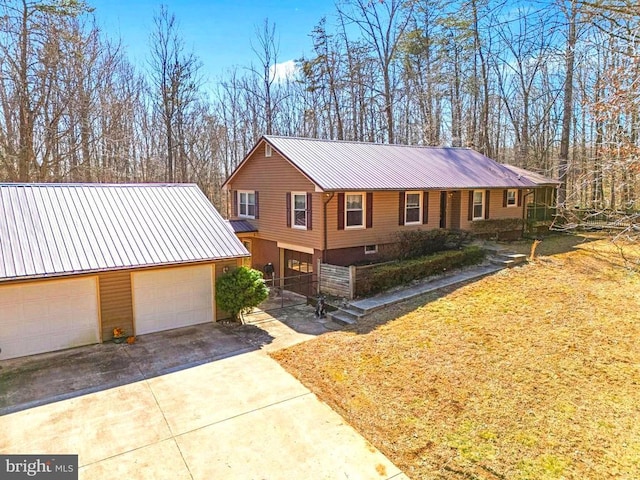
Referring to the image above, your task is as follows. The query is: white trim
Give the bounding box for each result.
[277,242,314,255]
[265,144,272,157]
[133,265,213,335]
[364,244,378,255]
[238,190,256,219]
[345,192,365,229]
[472,190,485,220]
[404,191,422,225]
[506,189,517,207]
[291,192,308,230]
[0,276,101,359]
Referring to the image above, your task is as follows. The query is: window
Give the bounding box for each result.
[265,144,272,157]
[506,189,517,207]
[238,191,256,218]
[346,193,364,228]
[405,192,422,224]
[473,190,485,220]
[285,251,313,273]
[364,244,378,254]
[292,193,307,229]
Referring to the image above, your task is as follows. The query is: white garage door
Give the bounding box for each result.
[133,265,214,335]
[0,277,100,360]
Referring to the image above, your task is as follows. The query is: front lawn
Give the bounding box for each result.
[272,235,640,479]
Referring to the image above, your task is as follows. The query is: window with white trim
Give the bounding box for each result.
[364,244,378,254]
[473,190,485,220]
[265,144,272,157]
[292,193,307,229]
[405,192,422,224]
[346,193,364,228]
[506,189,517,207]
[238,191,256,218]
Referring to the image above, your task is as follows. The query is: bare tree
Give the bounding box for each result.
[148,5,201,182]
[0,0,91,180]
[557,0,579,207]
[250,18,279,136]
[337,0,413,143]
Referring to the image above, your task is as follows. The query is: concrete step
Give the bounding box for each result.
[490,258,516,267]
[327,310,358,326]
[490,251,527,268]
[498,252,527,263]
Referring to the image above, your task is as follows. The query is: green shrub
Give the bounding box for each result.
[355,246,486,297]
[216,266,269,322]
[393,228,472,260]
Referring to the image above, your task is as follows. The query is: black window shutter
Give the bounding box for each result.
[254,191,259,219]
[468,191,474,221]
[232,190,238,217]
[366,192,373,228]
[307,192,313,230]
[422,191,429,224]
[503,189,508,208]
[337,192,345,230]
[398,191,405,225]
[517,189,523,207]
[485,190,491,219]
[286,192,291,227]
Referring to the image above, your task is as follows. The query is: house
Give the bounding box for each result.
[501,163,560,227]
[222,135,558,281]
[0,183,248,360]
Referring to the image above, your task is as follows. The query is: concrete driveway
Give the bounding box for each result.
[0,308,408,479]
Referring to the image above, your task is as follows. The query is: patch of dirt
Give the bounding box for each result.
[271,237,640,479]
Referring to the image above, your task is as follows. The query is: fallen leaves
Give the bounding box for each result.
[272,236,640,479]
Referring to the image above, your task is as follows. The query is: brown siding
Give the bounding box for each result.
[227,145,324,250]
[458,189,524,230]
[250,237,280,278]
[326,191,441,250]
[98,271,134,341]
[489,189,526,220]
[325,244,395,266]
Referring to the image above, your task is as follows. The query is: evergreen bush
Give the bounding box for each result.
[216,266,269,322]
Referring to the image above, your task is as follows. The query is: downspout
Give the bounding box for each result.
[322,192,335,263]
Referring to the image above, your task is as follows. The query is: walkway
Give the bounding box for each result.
[329,263,506,325]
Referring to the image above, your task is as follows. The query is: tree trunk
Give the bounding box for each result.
[558,3,577,207]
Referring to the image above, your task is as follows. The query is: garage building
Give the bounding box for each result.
[0,183,249,360]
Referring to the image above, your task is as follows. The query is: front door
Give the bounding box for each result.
[440,191,447,228]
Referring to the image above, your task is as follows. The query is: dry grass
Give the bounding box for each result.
[272,235,640,479]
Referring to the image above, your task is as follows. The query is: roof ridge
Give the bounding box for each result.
[264,135,470,150]
[0,183,197,188]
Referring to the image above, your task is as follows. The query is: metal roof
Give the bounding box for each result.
[501,164,560,186]
[261,136,537,191]
[0,183,248,282]
[226,219,258,233]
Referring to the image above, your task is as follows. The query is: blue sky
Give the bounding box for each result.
[90,0,337,84]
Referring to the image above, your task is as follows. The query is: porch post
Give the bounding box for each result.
[349,265,356,300]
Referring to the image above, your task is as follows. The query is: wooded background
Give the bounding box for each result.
[0,0,637,214]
